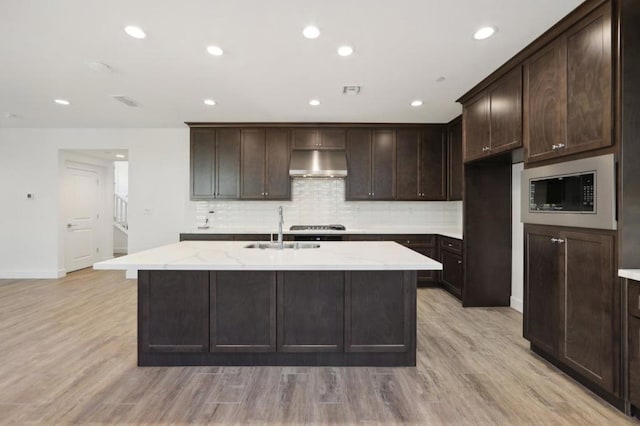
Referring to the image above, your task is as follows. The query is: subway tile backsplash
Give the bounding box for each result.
[189,179,462,230]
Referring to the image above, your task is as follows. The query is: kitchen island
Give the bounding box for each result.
[94,240,441,367]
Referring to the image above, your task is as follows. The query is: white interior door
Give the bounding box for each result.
[64,165,100,272]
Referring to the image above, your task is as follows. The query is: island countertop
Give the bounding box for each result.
[94,240,442,272]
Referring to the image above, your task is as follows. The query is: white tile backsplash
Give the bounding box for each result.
[189,179,462,230]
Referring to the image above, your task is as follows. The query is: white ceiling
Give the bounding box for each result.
[0,0,584,128]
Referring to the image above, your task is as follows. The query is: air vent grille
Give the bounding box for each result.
[111,95,140,107]
[342,86,361,95]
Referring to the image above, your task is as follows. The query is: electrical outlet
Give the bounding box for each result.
[143,208,153,216]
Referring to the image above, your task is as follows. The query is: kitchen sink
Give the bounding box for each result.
[244,242,320,250]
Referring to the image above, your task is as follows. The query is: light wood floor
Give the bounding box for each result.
[0,269,636,425]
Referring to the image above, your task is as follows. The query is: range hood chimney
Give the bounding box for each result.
[289,149,348,178]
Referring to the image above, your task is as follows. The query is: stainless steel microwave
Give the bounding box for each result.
[521,154,616,230]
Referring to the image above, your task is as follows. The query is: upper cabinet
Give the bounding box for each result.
[241,129,291,200]
[292,128,346,150]
[447,117,463,201]
[463,67,523,163]
[396,127,447,201]
[524,3,612,163]
[346,129,396,200]
[190,128,240,200]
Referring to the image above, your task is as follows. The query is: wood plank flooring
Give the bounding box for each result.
[0,268,636,425]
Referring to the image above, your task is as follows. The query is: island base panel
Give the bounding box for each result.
[138,269,417,366]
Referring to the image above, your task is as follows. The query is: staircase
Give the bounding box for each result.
[113,193,128,235]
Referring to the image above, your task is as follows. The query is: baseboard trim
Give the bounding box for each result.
[0,268,66,279]
[510,296,523,313]
[113,248,128,255]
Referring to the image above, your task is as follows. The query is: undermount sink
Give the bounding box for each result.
[244,242,320,250]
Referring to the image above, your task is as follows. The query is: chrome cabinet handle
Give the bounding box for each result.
[457,260,462,264]
[552,143,566,150]
[550,238,565,244]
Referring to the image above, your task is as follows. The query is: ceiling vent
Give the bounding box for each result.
[111,95,141,108]
[342,86,361,95]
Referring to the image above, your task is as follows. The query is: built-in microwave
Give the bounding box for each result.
[521,154,616,230]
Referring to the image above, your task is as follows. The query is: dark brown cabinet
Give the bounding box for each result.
[447,116,463,201]
[240,129,291,200]
[277,271,344,352]
[524,3,612,163]
[346,129,396,200]
[629,281,640,408]
[345,271,411,352]
[524,225,617,395]
[389,235,439,284]
[190,128,241,200]
[524,227,560,355]
[292,128,346,149]
[463,67,522,163]
[210,272,276,352]
[439,236,463,298]
[396,127,447,201]
[139,270,209,353]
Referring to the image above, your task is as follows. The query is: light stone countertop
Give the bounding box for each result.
[182,226,463,240]
[619,270,640,281]
[94,241,443,272]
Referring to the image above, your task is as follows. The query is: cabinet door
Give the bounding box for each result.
[559,230,615,393]
[346,271,411,352]
[292,129,318,149]
[524,38,567,162]
[524,227,560,356]
[490,67,522,153]
[319,128,346,149]
[447,117,463,201]
[565,4,612,155]
[371,130,396,200]
[416,246,439,284]
[629,316,640,408]
[395,129,420,200]
[265,129,291,200]
[240,129,266,199]
[139,270,209,353]
[277,271,344,352]
[463,95,490,162]
[441,250,463,298]
[419,127,447,200]
[215,128,241,199]
[210,272,276,352]
[190,128,216,199]
[346,129,372,200]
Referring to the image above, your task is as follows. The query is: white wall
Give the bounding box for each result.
[0,128,189,278]
[511,163,524,312]
[114,161,128,198]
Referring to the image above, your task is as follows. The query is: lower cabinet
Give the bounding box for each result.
[524,224,618,396]
[277,271,344,352]
[345,271,411,352]
[139,270,210,353]
[440,250,463,298]
[210,271,276,352]
[629,282,640,408]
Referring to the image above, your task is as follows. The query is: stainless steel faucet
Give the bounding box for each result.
[277,206,284,249]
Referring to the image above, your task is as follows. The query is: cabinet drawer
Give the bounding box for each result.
[630,316,640,408]
[440,237,462,254]
[388,235,436,247]
[629,281,640,319]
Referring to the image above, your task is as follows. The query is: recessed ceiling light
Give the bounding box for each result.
[206,45,224,56]
[303,25,320,39]
[309,99,320,106]
[473,26,496,40]
[54,99,71,106]
[411,100,423,107]
[337,45,354,57]
[203,99,216,106]
[115,154,125,159]
[124,25,146,39]
[88,62,113,73]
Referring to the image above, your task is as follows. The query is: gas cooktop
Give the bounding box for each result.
[289,224,346,231]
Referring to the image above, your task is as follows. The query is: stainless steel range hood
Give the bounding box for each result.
[289,150,348,178]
